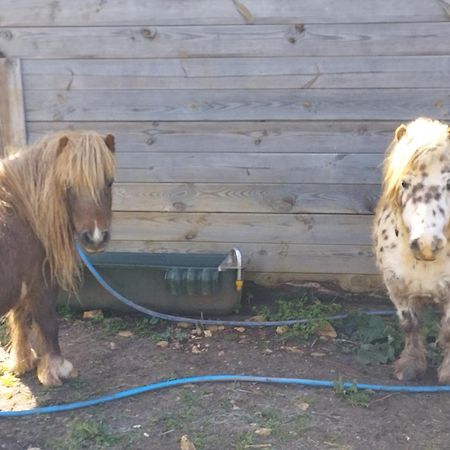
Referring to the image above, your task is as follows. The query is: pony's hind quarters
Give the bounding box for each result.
[36,354,78,387]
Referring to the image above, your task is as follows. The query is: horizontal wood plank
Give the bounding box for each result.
[22,56,450,90]
[249,272,384,293]
[107,240,377,274]
[111,212,373,245]
[2,24,450,59]
[27,121,394,154]
[0,0,446,26]
[113,153,383,184]
[24,89,450,122]
[112,183,380,214]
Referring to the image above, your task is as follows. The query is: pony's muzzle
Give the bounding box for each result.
[410,235,445,261]
[80,229,110,252]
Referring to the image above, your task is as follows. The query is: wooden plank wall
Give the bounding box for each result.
[1,0,450,291]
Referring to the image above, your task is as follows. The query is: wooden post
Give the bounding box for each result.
[0,58,26,155]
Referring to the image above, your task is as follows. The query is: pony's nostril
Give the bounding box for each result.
[410,238,420,251]
[432,236,445,252]
[102,230,110,244]
[81,231,93,245]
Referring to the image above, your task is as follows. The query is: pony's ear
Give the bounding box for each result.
[104,134,115,153]
[395,124,407,141]
[56,136,69,156]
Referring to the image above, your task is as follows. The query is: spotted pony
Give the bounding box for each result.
[374,117,450,383]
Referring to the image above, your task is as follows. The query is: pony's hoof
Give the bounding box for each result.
[36,355,77,386]
[37,370,63,387]
[393,357,426,381]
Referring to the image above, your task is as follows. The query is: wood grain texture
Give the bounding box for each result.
[112,182,380,214]
[2,23,450,59]
[0,0,447,26]
[26,121,394,154]
[22,56,450,90]
[107,240,377,274]
[110,211,373,245]
[0,58,26,154]
[24,89,450,122]
[113,153,383,184]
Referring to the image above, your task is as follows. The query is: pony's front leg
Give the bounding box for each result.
[437,304,450,384]
[29,285,78,386]
[393,303,427,381]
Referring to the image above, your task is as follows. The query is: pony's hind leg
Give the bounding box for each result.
[437,304,450,384]
[29,285,77,386]
[7,285,37,375]
[393,305,427,381]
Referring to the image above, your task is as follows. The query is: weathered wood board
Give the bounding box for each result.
[24,89,450,122]
[1,24,450,59]
[0,0,447,26]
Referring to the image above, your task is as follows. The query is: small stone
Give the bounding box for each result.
[317,323,337,339]
[82,309,103,320]
[191,346,202,354]
[283,346,303,354]
[117,330,133,338]
[311,352,326,357]
[296,401,310,411]
[180,434,196,450]
[234,327,245,333]
[177,322,192,329]
[109,342,117,350]
[156,340,169,348]
[203,330,212,338]
[255,427,272,436]
[276,326,288,335]
[248,315,265,322]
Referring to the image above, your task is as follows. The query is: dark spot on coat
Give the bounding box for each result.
[395,228,399,237]
[412,183,424,194]
[435,192,442,201]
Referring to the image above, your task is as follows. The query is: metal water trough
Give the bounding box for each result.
[58,249,243,315]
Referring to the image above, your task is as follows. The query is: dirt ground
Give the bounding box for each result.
[0,287,448,450]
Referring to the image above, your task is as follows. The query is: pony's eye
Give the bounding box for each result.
[401,180,410,189]
[107,178,114,188]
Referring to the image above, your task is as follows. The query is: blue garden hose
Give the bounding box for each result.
[0,248,445,418]
[2,374,450,417]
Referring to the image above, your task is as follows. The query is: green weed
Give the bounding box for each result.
[333,379,374,407]
[56,419,123,450]
[256,293,340,341]
[337,307,442,366]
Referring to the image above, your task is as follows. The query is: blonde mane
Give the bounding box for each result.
[0,131,116,292]
[379,117,450,209]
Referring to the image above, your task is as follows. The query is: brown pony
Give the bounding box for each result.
[0,131,115,386]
